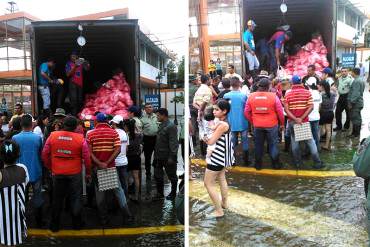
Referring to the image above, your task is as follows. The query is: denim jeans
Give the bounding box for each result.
[246,51,260,70]
[288,122,322,167]
[93,169,128,221]
[254,125,279,165]
[116,166,129,197]
[26,178,44,209]
[231,130,248,151]
[38,86,50,110]
[310,120,320,151]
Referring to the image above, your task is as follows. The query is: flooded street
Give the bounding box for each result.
[189,87,370,246]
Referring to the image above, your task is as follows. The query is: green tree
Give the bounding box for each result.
[176,56,184,88]
[167,60,177,86]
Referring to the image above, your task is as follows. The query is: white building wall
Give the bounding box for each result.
[160,90,184,117]
[337,20,365,45]
[140,60,168,85]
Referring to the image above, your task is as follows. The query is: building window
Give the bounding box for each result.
[140,43,145,61]
[210,39,242,75]
[207,0,240,35]
[345,8,357,29]
[0,17,30,72]
[338,6,344,22]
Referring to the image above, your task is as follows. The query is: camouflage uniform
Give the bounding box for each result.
[347,76,365,137]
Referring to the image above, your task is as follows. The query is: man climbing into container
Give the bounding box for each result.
[66,51,90,116]
[268,30,292,73]
[38,58,55,116]
[243,20,259,79]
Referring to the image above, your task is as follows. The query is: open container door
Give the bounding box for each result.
[241,0,335,74]
[31,19,140,114]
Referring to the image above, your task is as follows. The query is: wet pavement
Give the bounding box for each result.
[189,86,370,246]
[24,149,185,246]
[24,233,184,247]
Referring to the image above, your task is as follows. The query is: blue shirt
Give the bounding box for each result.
[12,131,43,183]
[223,91,248,131]
[274,34,285,49]
[38,62,51,86]
[243,30,255,51]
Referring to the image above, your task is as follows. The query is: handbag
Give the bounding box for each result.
[293,122,312,141]
[97,167,119,191]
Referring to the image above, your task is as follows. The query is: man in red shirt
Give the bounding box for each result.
[86,113,132,226]
[245,78,285,170]
[66,51,90,116]
[283,75,324,169]
[42,116,91,232]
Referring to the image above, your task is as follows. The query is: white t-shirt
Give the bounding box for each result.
[115,128,129,166]
[224,73,244,82]
[33,126,44,141]
[309,89,322,121]
[241,85,250,96]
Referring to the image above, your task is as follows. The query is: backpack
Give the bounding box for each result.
[353,137,370,178]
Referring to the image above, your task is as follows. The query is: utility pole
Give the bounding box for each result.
[7,1,18,13]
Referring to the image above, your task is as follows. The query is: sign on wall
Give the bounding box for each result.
[342,53,355,68]
[144,94,160,109]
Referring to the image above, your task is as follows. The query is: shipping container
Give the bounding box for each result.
[241,0,336,74]
[30,20,140,114]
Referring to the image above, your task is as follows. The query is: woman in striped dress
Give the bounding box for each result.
[203,100,234,218]
[0,140,28,246]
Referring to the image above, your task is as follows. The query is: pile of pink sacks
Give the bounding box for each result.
[79,72,133,119]
[284,34,330,77]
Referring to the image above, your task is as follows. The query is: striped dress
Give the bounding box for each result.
[209,131,234,168]
[0,164,28,246]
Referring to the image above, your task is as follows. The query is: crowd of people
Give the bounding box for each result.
[0,103,182,246]
[190,63,367,217]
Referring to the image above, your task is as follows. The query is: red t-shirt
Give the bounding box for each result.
[283,85,313,123]
[86,123,121,168]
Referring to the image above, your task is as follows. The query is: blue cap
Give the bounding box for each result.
[322,67,333,75]
[291,75,301,84]
[96,113,107,122]
[128,105,140,114]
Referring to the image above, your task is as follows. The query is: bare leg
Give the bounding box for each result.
[204,168,224,217]
[218,169,228,209]
[320,124,326,137]
[323,124,332,150]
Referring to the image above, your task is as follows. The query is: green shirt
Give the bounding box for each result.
[337,75,353,95]
[140,113,158,136]
[348,77,365,107]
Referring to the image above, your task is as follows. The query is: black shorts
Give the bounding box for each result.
[127,155,141,171]
[319,111,334,125]
[206,164,224,171]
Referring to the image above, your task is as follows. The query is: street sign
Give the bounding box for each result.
[342,53,355,68]
[144,94,160,109]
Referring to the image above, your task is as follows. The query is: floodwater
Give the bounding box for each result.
[189,86,370,246]
[24,233,184,247]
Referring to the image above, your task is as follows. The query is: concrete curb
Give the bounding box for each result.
[28,225,184,237]
[191,159,355,177]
